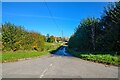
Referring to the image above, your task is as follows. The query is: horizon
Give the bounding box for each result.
[2,2,109,37]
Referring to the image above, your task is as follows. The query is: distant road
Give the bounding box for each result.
[2,46,118,78]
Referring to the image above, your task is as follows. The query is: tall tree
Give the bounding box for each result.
[68,17,100,51]
[2,22,45,51]
[100,2,120,52]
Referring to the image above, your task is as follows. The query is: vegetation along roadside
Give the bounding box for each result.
[67,2,120,66]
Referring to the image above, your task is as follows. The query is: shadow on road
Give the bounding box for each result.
[49,46,73,57]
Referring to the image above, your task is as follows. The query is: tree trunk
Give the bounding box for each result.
[91,24,95,51]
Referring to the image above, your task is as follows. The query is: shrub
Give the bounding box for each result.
[2,22,45,52]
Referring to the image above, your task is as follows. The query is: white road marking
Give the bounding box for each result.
[40,74,44,78]
[50,64,52,66]
[39,63,53,78]
[40,69,47,78]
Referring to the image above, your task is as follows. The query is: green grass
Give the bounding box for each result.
[1,42,61,63]
[1,51,49,63]
[44,42,61,51]
[67,48,120,66]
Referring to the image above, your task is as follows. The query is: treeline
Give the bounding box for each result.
[68,2,120,54]
[46,34,69,43]
[46,34,62,43]
[1,22,46,51]
[1,22,66,52]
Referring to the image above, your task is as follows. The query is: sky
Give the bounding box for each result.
[2,2,109,37]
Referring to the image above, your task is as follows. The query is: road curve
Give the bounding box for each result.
[2,47,118,78]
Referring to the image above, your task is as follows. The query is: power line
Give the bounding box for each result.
[44,0,60,32]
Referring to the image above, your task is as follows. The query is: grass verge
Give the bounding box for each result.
[44,42,61,51]
[1,42,61,63]
[67,48,120,66]
[1,51,49,63]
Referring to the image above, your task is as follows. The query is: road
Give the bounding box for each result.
[2,46,118,78]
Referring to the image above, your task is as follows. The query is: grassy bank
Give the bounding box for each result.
[44,42,61,51]
[1,51,49,63]
[67,48,120,66]
[1,42,61,63]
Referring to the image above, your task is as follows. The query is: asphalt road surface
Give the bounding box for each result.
[2,47,118,78]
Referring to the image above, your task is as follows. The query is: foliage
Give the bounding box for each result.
[99,2,120,52]
[47,35,55,43]
[44,42,61,51]
[67,48,120,65]
[2,22,45,51]
[56,37,62,42]
[1,42,61,63]
[46,34,63,43]
[68,17,100,51]
[68,2,120,54]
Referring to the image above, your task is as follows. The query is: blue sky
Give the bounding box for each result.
[2,2,108,37]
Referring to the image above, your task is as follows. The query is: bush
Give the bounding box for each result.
[67,48,119,65]
[2,22,45,52]
[68,2,120,54]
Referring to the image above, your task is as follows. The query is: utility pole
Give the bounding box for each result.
[62,30,63,42]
